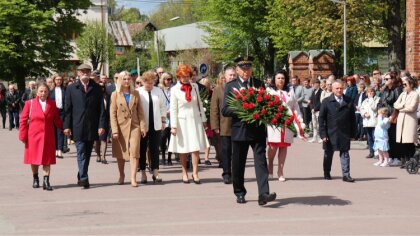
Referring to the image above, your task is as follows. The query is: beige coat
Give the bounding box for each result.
[394,91,419,143]
[110,91,146,160]
[210,84,232,136]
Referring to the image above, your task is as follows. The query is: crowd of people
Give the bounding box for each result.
[1,55,418,206]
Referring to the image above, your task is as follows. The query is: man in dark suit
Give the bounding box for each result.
[64,64,106,189]
[309,79,323,143]
[354,83,367,141]
[222,56,276,206]
[319,81,356,182]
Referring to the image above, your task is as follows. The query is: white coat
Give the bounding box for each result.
[360,96,379,128]
[137,86,167,132]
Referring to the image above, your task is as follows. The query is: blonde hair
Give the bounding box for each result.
[378,107,388,117]
[159,72,173,89]
[116,71,135,93]
[216,71,225,86]
[141,71,157,84]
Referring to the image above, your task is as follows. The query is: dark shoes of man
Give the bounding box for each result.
[78,180,90,189]
[204,160,212,165]
[342,176,355,182]
[324,173,332,180]
[365,153,374,158]
[223,175,232,184]
[236,195,246,204]
[62,147,70,153]
[258,192,277,206]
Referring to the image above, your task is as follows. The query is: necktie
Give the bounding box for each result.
[338,97,342,105]
[84,84,88,93]
[148,91,154,130]
[243,80,248,88]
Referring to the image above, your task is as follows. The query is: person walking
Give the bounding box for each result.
[158,72,174,165]
[64,64,106,189]
[222,56,276,205]
[360,87,379,158]
[49,74,68,159]
[19,83,63,190]
[6,84,20,130]
[168,64,209,184]
[110,71,146,187]
[137,71,166,184]
[319,81,356,182]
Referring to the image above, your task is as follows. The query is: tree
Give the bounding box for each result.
[195,0,276,77]
[0,0,91,91]
[149,0,202,29]
[109,0,148,23]
[76,21,115,71]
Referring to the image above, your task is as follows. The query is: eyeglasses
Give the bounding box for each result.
[136,82,141,85]
[384,77,391,81]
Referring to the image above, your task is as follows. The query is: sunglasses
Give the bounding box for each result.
[165,78,173,81]
[136,82,141,85]
[384,78,391,81]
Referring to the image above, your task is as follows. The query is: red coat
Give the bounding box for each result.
[19,97,63,165]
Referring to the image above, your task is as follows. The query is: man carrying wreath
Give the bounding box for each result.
[222,56,276,206]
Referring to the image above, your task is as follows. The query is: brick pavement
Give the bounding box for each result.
[0,128,419,235]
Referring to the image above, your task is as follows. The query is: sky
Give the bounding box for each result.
[117,0,161,15]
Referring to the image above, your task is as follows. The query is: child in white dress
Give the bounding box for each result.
[373,108,391,167]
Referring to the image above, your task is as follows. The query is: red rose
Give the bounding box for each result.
[261,108,267,115]
[233,89,240,95]
[271,118,278,125]
[248,87,254,93]
[240,88,246,94]
[242,96,247,102]
[258,87,265,95]
[273,96,280,104]
[264,94,271,101]
[248,103,255,109]
[285,119,291,125]
[256,96,263,102]
[253,113,260,119]
[236,94,242,100]
[242,103,249,109]
[278,105,284,111]
[275,112,281,119]
[248,91,254,96]
[268,101,274,107]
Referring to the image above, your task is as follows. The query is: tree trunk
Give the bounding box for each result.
[385,0,403,71]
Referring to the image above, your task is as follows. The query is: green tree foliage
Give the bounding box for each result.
[109,0,148,23]
[76,21,115,71]
[0,0,90,91]
[149,0,201,29]
[196,0,275,76]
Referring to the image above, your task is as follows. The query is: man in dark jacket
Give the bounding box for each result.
[309,79,322,143]
[64,64,106,189]
[319,81,356,182]
[6,84,20,130]
[222,56,276,206]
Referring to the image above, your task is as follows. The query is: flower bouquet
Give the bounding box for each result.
[227,86,298,134]
[199,90,211,118]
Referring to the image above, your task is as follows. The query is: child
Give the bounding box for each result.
[373,107,391,167]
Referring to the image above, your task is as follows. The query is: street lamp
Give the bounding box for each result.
[330,0,347,75]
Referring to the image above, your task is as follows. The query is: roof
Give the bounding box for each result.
[288,51,308,60]
[128,22,157,35]
[308,49,335,59]
[108,21,133,47]
[157,22,209,51]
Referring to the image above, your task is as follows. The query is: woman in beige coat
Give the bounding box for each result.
[394,76,419,165]
[110,71,146,187]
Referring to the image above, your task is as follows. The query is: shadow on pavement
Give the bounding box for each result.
[264,195,352,208]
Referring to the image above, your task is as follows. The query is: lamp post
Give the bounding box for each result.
[330,0,347,75]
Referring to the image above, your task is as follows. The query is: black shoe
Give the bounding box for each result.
[192,175,201,184]
[167,160,173,166]
[62,147,70,153]
[33,174,39,188]
[102,159,108,164]
[204,160,212,165]
[258,192,277,206]
[152,175,162,183]
[218,163,223,168]
[342,176,355,182]
[236,195,246,204]
[43,176,53,191]
[365,153,374,158]
[223,175,232,184]
[324,173,332,180]
[82,180,90,189]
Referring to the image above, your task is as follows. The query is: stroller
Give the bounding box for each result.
[406,127,420,174]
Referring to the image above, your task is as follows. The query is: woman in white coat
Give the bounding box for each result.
[394,76,419,165]
[168,64,209,184]
[360,87,380,158]
[137,71,167,183]
[267,71,305,182]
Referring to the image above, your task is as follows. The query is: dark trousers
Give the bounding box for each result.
[220,136,232,177]
[140,129,161,171]
[232,139,269,198]
[55,109,65,150]
[388,124,398,159]
[365,127,375,154]
[0,109,6,128]
[75,141,94,182]
[303,106,312,127]
[8,111,19,129]
[160,127,172,162]
[323,149,350,177]
[355,113,365,139]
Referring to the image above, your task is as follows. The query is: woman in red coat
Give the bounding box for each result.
[19,83,63,191]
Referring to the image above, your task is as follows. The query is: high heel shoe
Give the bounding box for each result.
[33,174,39,188]
[43,176,53,191]
[140,171,147,184]
[191,174,201,184]
[182,176,190,184]
[118,174,125,185]
[152,175,162,183]
[131,179,138,187]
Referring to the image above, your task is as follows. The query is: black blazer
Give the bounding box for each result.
[64,80,106,142]
[49,87,66,110]
[309,88,322,112]
[222,77,266,142]
[319,94,356,151]
[353,92,367,108]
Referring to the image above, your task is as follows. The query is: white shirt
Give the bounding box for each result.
[39,99,47,112]
[54,87,63,109]
[335,95,343,104]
